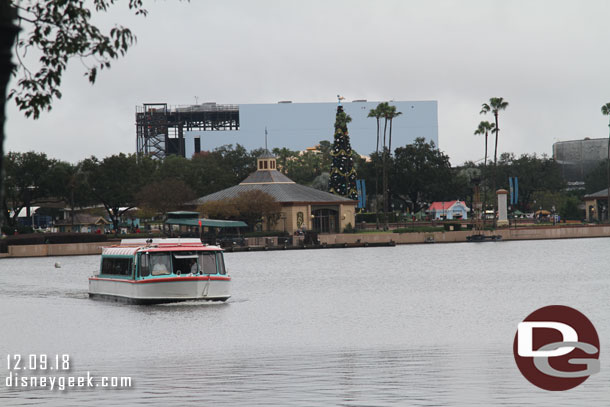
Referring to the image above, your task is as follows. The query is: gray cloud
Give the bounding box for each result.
[6,0,610,165]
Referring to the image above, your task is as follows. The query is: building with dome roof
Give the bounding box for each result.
[192,152,357,234]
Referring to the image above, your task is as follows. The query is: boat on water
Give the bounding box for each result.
[89,238,231,304]
[466,234,502,242]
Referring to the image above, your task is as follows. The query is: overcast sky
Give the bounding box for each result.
[5,0,610,166]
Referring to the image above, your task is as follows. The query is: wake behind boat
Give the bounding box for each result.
[89,238,230,304]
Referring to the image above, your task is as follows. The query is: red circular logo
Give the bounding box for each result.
[513,305,600,391]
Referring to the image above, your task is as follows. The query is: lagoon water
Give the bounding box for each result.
[1,238,610,406]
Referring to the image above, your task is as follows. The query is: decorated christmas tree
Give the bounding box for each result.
[328,103,358,200]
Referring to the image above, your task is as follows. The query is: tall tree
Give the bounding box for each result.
[473,121,495,215]
[0,1,148,226]
[382,104,402,229]
[0,3,18,223]
[45,160,95,225]
[474,121,495,167]
[81,153,149,232]
[391,138,455,211]
[272,147,299,174]
[8,0,147,119]
[602,102,610,221]
[480,97,508,227]
[386,105,402,155]
[2,151,53,226]
[136,178,196,216]
[328,105,358,200]
[480,97,509,167]
[198,190,281,232]
[492,153,563,210]
[367,104,384,228]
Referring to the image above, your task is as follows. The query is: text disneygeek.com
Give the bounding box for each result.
[5,371,133,391]
[4,354,132,391]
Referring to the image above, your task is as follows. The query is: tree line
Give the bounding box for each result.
[4,133,583,235]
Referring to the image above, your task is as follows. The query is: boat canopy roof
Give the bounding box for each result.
[102,247,140,256]
[100,238,222,255]
[165,218,247,228]
[120,238,203,246]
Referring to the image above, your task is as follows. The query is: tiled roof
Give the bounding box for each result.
[193,182,355,204]
[428,200,457,211]
[193,161,358,205]
[55,214,109,226]
[584,188,609,199]
[240,170,294,184]
[258,149,276,159]
[428,200,469,211]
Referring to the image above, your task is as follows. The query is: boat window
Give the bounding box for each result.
[140,254,150,277]
[101,257,132,277]
[216,252,226,275]
[199,252,217,274]
[172,252,198,275]
[150,253,171,276]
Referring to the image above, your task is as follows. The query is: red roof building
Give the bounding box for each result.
[427,200,470,220]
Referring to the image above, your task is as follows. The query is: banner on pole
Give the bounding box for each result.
[356,179,366,209]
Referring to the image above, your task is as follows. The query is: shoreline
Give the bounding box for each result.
[2,224,610,258]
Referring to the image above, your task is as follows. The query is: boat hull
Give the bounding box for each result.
[88,276,231,304]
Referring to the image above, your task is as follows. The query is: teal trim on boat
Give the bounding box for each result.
[165,218,247,228]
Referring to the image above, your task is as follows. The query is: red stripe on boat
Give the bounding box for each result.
[89,276,231,283]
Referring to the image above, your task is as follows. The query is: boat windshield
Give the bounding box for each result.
[138,250,225,277]
[150,253,171,276]
[101,257,133,277]
[198,252,217,274]
[172,252,198,275]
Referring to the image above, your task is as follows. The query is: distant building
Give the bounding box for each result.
[553,138,608,185]
[427,200,470,220]
[136,100,438,159]
[54,214,110,233]
[583,188,609,222]
[192,152,357,234]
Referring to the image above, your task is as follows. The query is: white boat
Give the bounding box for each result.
[89,238,231,304]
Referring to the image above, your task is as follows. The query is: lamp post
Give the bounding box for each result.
[25,185,36,229]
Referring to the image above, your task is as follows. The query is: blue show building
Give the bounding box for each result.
[136,100,438,159]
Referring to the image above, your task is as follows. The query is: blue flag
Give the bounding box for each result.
[356,179,366,209]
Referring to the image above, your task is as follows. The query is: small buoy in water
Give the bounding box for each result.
[54,262,61,268]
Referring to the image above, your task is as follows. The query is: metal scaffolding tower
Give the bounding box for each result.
[136,102,240,159]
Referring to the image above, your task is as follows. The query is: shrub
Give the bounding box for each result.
[393,226,444,233]
[1,233,108,252]
[243,231,289,238]
[343,223,356,233]
[442,222,462,231]
[356,212,400,223]
[44,233,108,244]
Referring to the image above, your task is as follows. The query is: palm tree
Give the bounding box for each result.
[473,121,495,224]
[474,121,495,167]
[368,106,383,160]
[480,97,508,228]
[382,105,402,230]
[602,102,610,221]
[386,105,403,154]
[480,97,509,167]
[379,102,390,152]
[368,105,384,228]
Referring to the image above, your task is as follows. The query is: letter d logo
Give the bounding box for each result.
[517,322,577,357]
[513,305,600,391]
